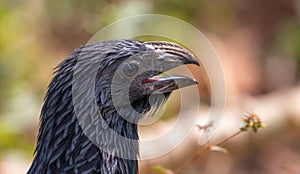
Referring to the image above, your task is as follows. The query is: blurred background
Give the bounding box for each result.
[0,0,300,173]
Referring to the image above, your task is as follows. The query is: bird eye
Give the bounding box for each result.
[122,61,139,77]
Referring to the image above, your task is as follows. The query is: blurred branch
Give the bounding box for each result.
[154,112,265,174]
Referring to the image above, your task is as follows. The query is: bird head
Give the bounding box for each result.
[82,40,200,124]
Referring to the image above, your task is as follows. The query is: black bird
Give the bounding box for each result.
[28,39,199,174]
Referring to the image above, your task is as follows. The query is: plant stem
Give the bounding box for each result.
[214,130,242,147]
[174,130,243,174]
[174,145,208,174]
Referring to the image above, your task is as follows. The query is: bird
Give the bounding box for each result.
[27,39,199,174]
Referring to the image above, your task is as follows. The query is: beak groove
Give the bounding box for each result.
[142,41,200,94]
[144,41,200,67]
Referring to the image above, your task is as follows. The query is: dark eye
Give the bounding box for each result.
[123,61,139,77]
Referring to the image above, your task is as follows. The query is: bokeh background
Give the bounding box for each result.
[0,0,300,173]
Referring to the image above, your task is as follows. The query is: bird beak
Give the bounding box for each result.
[142,75,198,94]
[142,41,200,94]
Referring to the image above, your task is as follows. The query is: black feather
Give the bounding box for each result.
[28,39,199,174]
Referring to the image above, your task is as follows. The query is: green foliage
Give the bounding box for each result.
[153,166,172,174]
[0,120,35,155]
[281,23,300,61]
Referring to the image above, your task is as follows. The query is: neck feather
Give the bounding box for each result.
[28,58,139,174]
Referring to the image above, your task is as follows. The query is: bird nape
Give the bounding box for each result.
[27,39,199,174]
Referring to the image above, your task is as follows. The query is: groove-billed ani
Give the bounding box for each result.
[27,39,199,174]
